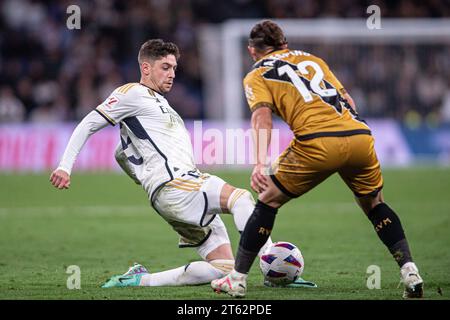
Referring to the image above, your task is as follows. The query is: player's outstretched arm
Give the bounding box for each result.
[50,110,109,190]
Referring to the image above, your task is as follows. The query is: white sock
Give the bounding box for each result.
[228,189,273,256]
[139,260,231,286]
[230,269,248,280]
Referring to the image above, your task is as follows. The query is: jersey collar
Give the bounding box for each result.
[259,48,289,61]
[252,49,290,69]
[139,82,164,97]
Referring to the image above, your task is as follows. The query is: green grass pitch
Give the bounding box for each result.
[0,168,449,300]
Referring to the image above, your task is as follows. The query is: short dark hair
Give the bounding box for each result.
[248,20,287,51]
[138,39,180,64]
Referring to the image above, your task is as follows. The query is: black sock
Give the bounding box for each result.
[234,200,277,274]
[389,239,413,267]
[368,203,413,267]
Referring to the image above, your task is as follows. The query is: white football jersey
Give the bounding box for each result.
[96,83,196,201]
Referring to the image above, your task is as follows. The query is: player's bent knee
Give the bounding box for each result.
[357,191,384,215]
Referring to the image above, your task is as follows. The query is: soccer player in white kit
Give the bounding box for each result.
[50,39,273,287]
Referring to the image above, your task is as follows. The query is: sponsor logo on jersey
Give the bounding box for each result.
[105,96,119,108]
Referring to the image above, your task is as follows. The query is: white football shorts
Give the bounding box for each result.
[152,171,231,260]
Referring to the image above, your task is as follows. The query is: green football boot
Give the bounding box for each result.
[101,263,149,288]
[264,277,317,288]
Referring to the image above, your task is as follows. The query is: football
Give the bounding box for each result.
[260,241,304,285]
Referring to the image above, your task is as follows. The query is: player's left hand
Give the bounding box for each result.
[251,164,269,193]
[50,169,71,190]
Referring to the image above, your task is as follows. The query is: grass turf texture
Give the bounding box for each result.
[0,168,449,300]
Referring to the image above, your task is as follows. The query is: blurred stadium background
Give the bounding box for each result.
[0,0,450,170]
[0,0,449,300]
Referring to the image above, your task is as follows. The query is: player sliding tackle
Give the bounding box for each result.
[50,39,280,288]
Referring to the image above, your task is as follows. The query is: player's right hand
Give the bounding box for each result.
[50,169,71,190]
[251,164,269,194]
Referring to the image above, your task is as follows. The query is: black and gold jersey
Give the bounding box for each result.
[243,49,370,140]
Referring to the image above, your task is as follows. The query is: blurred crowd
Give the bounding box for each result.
[0,0,449,124]
[299,43,450,126]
